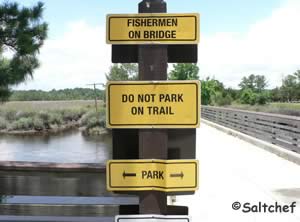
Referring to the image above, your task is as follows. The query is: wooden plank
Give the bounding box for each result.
[0,162,105,173]
[242,120,273,134]
[221,117,299,152]
[111,44,198,63]
[225,120,299,152]
[250,119,300,133]
[0,170,111,196]
[202,106,300,133]
[119,205,188,215]
[242,125,273,139]
[220,117,273,139]
[202,106,300,122]
[0,204,118,216]
[202,106,300,153]
[204,106,300,132]
[271,127,300,140]
[271,139,299,153]
[0,216,114,222]
[222,116,267,133]
[273,133,299,145]
[254,114,300,127]
[239,127,275,144]
[202,112,215,121]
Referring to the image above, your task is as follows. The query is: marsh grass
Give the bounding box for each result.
[0,100,98,111]
[0,100,105,133]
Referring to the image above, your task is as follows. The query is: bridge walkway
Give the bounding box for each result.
[175,122,300,222]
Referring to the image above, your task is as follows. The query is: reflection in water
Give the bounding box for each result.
[0,129,112,163]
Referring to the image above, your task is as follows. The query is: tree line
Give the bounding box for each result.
[106,63,300,106]
[9,88,105,101]
[5,63,300,105]
[1,2,298,106]
[202,70,300,106]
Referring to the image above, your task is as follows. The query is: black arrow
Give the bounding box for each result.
[123,171,136,179]
[170,171,184,179]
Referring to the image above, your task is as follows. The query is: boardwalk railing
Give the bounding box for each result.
[0,161,137,221]
[201,106,300,154]
[0,161,188,221]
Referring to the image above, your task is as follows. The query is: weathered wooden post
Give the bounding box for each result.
[138,0,168,215]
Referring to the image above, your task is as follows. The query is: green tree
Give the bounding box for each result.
[293,70,300,81]
[0,1,48,101]
[121,63,138,80]
[213,92,232,106]
[169,63,199,80]
[239,74,256,90]
[238,74,267,93]
[255,91,270,105]
[238,74,270,105]
[201,77,225,105]
[224,87,239,100]
[105,63,138,81]
[255,75,268,93]
[240,88,256,105]
[280,74,298,102]
[270,87,282,102]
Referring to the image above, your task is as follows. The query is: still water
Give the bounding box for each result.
[0,130,139,222]
[0,130,138,216]
[0,130,112,163]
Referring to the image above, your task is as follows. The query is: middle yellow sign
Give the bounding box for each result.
[106,80,200,128]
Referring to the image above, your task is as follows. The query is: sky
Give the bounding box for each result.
[8,0,300,90]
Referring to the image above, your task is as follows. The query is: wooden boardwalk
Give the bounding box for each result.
[202,106,300,153]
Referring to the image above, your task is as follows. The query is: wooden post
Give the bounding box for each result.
[87,83,102,112]
[138,0,168,215]
[93,84,98,113]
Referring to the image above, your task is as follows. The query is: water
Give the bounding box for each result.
[0,130,112,163]
[0,130,140,215]
[0,131,138,222]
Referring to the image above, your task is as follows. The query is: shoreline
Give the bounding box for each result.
[0,122,80,136]
[0,123,109,136]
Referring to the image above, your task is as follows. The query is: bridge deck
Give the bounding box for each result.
[175,122,300,221]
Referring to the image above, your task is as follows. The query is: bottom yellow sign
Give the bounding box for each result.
[106,159,198,192]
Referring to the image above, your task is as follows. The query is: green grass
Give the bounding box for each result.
[227,102,300,116]
[270,103,300,109]
[0,100,106,133]
[0,100,101,111]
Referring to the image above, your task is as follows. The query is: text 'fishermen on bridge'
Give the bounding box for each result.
[127,18,178,39]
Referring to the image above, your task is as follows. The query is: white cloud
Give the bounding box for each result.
[16,0,300,90]
[199,0,300,88]
[16,21,110,90]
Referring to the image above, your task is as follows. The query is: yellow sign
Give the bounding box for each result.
[106,159,198,192]
[106,81,200,128]
[106,13,199,44]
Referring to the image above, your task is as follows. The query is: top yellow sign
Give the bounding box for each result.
[106,13,200,44]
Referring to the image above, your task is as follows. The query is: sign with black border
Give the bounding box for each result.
[106,13,200,44]
[106,159,199,192]
[106,80,201,129]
